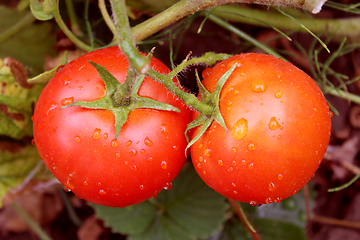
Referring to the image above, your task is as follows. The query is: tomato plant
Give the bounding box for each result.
[32,46,191,207]
[190,53,332,205]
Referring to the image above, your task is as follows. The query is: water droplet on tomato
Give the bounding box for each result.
[173,145,179,151]
[250,201,257,206]
[329,111,333,117]
[233,190,238,194]
[99,190,106,195]
[126,140,132,147]
[148,157,153,161]
[92,128,101,140]
[202,170,207,175]
[274,90,283,99]
[197,163,202,169]
[75,136,81,142]
[160,124,168,134]
[83,181,88,186]
[63,186,72,192]
[198,143,204,149]
[124,161,129,165]
[140,149,145,154]
[241,160,246,165]
[227,167,234,172]
[248,142,256,150]
[268,182,276,191]
[278,174,283,180]
[161,161,167,169]
[46,103,57,116]
[232,147,237,153]
[61,97,74,106]
[248,163,254,170]
[103,133,108,139]
[232,161,237,166]
[144,137,153,147]
[164,182,172,190]
[204,149,211,156]
[129,149,137,156]
[139,185,145,190]
[199,156,204,163]
[111,139,119,148]
[65,178,75,190]
[265,197,273,204]
[234,90,240,95]
[269,117,281,130]
[251,80,267,93]
[232,182,236,187]
[231,118,248,140]
[131,165,138,171]
[31,139,35,146]
[274,197,282,203]
[62,76,71,86]
[218,160,224,166]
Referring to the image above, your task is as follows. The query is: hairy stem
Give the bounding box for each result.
[110,0,149,72]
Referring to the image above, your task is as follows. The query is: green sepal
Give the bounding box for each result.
[185,63,237,150]
[61,61,179,139]
[30,0,54,21]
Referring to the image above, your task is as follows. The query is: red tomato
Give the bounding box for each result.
[33,46,190,207]
[190,53,332,205]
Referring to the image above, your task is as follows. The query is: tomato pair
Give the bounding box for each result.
[33,48,331,207]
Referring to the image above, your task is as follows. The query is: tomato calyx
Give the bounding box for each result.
[61,61,180,139]
[185,63,237,151]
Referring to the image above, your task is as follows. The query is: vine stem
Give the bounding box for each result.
[11,203,52,240]
[228,198,262,240]
[130,0,326,43]
[52,0,93,52]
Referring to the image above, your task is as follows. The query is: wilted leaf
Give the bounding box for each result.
[92,164,229,240]
[0,6,56,75]
[0,143,42,208]
[0,59,43,139]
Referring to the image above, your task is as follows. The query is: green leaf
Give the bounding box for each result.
[0,145,42,208]
[92,164,229,240]
[0,60,43,139]
[28,52,68,84]
[0,6,56,76]
[220,217,306,240]
[30,0,54,20]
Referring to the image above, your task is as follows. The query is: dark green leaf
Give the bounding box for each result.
[93,164,229,240]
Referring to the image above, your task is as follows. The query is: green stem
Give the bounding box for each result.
[323,85,360,105]
[99,0,117,38]
[210,5,360,43]
[110,0,149,72]
[228,198,261,240]
[147,69,213,115]
[130,0,326,42]
[11,203,52,240]
[65,0,83,37]
[205,13,285,59]
[0,12,36,44]
[52,0,93,52]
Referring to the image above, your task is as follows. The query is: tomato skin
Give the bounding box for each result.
[190,53,332,205]
[33,46,190,207]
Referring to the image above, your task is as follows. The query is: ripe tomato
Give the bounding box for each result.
[33,46,191,207]
[190,53,332,205]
